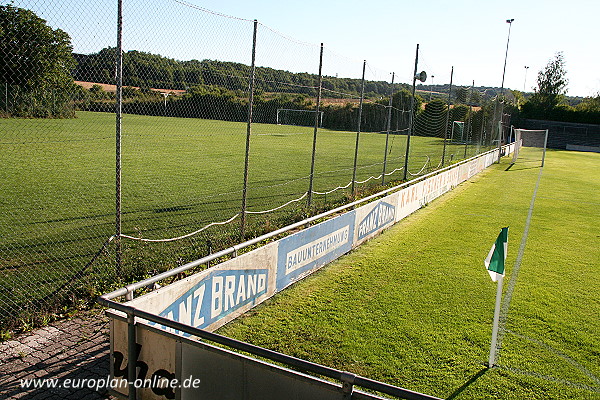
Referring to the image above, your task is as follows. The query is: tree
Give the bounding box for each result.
[0,5,75,117]
[529,52,568,111]
[575,93,600,113]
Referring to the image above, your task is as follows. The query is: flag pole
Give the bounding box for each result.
[488,274,503,367]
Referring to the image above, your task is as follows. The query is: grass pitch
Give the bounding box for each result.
[1,111,480,326]
[219,149,600,399]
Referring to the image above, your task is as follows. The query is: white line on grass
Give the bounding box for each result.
[496,167,543,356]
[497,364,600,393]
[505,329,600,387]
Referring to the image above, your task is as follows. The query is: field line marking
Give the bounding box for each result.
[497,364,600,393]
[505,329,600,386]
[496,167,543,356]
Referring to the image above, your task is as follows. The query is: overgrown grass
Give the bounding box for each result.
[219,149,600,399]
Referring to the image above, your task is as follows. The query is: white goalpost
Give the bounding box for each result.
[276,108,324,128]
[512,128,549,166]
[451,121,465,143]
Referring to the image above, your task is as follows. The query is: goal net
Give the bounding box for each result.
[451,121,465,143]
[277,109,323,127]
[512,128,549,166]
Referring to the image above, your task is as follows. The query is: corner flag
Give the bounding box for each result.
[485,227,509,368]
[484,227,508,282]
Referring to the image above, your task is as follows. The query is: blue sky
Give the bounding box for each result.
[15,0,599,97]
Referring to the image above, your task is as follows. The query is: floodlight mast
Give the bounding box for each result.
[500,18,514,96]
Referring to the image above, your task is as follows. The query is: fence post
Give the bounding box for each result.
[496,100,503,163]
[381,72,395,185]
[307,43,324,209]
[240,19,258,240]
[479,110,486,151]
[115,0,124,275]
[403,44,419,181]
[127,311,136,400]
[464,105,472,159]
[441,66,453,167]
[351,60,366,197]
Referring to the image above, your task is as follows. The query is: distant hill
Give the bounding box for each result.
[72,48,405,99]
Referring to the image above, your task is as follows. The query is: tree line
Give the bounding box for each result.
[72,48,399,99]
[2,4,598,128]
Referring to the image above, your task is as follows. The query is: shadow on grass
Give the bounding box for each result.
[504,162,540,172]
[446,367,488,400]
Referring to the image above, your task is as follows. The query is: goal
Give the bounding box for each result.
[276,109,323,128]
[512,128,549,166]
[451,121,465,143]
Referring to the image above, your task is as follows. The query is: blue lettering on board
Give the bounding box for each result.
[276,211,355,292]
[358,201,396,240]
[153,269,268,335]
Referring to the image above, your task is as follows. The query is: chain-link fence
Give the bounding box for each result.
[0,0,509,330]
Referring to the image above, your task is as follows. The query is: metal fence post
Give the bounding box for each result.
[496,100,503,163]
[464,105,472,159]
[480,110,486,151]
[351,60,366,197]
[240,19,258,240]
[442,66,453,167]
[381,72,395,185]
[115,0,124,276]
[127,311,136,400]
[403,44,419,181]
[307,43,324,209]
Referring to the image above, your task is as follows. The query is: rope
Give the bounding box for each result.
[407,156,430,176]
[120,214,240,242]
[246,192,307,214]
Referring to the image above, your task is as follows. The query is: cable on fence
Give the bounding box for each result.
[246,192,308,214]
[311,181,353,195]
[407,156,431,177]
[173,0,254,21]
[120,214,240,242]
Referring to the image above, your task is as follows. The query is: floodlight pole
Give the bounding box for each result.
[403,44,419,181]
[497,19,514,163]
[382,72,395,185]
[351,60,367,198]
[500,19,514,98]
[429,75,434,102]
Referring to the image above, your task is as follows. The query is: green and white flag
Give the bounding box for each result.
[484,227,508,282]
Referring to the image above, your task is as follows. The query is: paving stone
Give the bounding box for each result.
[0,309,113,400]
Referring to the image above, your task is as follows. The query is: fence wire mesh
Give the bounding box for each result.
[0,0,508,329]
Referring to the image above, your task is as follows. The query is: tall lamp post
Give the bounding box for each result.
[429,75,434,102]
[523,66,529,92]
[500,18,514,96]
[495,18,514,163]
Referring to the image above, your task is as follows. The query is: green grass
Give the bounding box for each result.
[0,111,485,328]
[218,149,600,399]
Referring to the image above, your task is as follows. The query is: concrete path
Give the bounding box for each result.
[0,309,112,400]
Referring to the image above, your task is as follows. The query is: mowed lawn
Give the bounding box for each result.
[219,149,600,399]
[1,111,477,323]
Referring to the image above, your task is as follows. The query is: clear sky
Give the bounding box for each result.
[15,0,599,97]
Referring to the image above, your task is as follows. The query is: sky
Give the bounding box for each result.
[14,0,600,97]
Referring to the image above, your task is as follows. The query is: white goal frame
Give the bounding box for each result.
[276,108,324,127]
[451,121,465,143]
[512,128,549,166]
